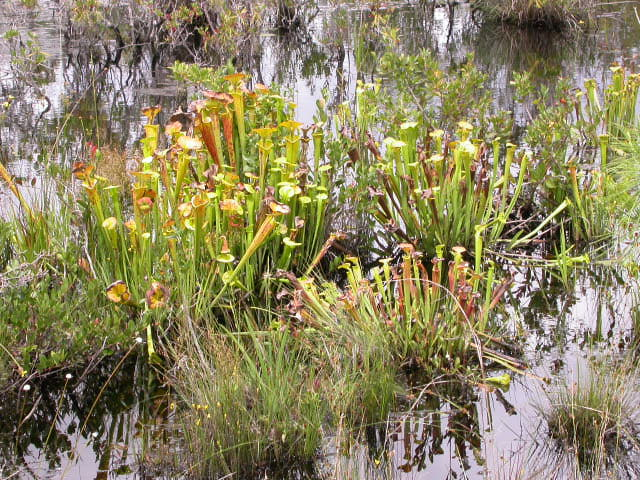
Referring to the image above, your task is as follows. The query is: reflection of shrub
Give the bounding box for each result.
[540,360,640,477]
[4,30,52,86]
[475,0,596,31]
[60,0,320,62]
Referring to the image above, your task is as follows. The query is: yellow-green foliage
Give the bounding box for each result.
[75,75,334,314]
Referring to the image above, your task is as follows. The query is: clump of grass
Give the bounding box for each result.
[539,359,640,477]
[304,292,401,428]
[170,301,402,478]
[474,0,597,31]
[172,324,325,478]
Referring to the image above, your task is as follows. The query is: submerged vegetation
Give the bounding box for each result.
[2,0,640,478]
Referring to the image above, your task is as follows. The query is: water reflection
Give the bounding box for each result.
[511,261,638,354]
[0,353,167,480]
[329,378,515,480]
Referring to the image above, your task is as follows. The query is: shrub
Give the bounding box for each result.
[0,256,139,376]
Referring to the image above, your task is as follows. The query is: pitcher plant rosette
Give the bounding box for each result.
[74,74,337,324]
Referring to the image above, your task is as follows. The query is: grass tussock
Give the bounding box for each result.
[475,0,597,31]
[173,326,326,478]
[539,359,640,477]
[170,305,403,478]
